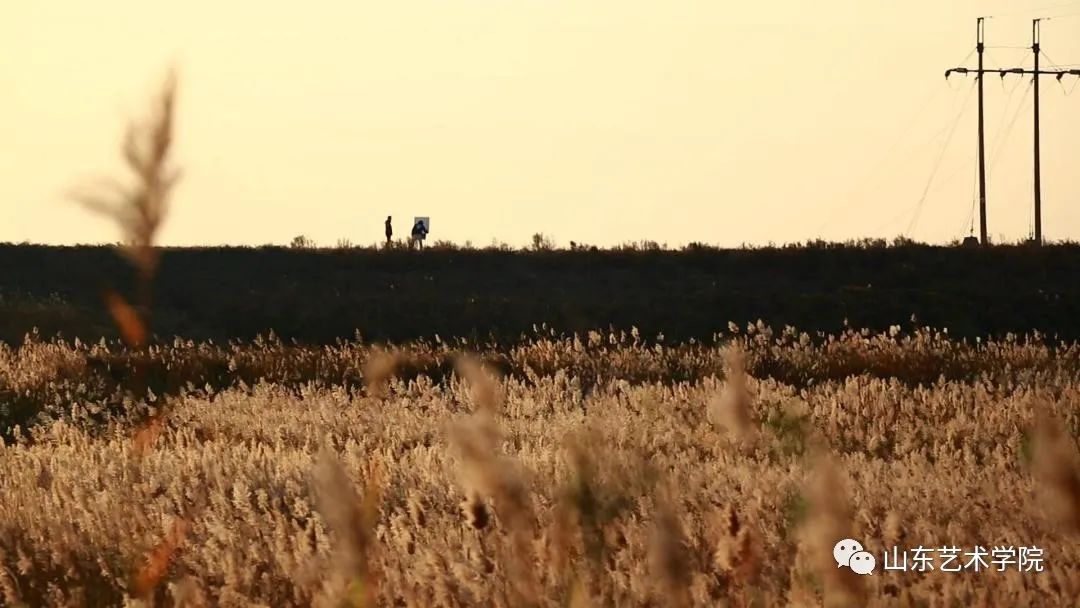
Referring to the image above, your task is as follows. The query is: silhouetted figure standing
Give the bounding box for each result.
[385,216,393,246]
[410,219,428,250]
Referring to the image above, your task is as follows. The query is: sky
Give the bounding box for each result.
[2,1,1079,248]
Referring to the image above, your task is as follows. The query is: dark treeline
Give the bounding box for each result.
[1,242,1078,345]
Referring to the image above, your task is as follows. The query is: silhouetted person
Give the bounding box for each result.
[385,216,393,246]
[411,219,428,250]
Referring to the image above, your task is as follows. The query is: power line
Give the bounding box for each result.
[988,80,1034,175]
[961,155,979,237]
[900,83,976,237]
[814,78,966,234]
[1039,50,1080,93]
[1040,49,1062,67]
[817,46,983,237]
[997,54,1032,93]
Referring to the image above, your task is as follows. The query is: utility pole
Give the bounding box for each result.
[1032,19,1043,245]
[976,18,988,245]
[945,18,1078,246]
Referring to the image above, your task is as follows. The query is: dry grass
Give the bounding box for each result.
[0,328,1078,606]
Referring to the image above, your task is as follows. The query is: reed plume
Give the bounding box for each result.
[1031,403,1080,534]
[311,449,382,608]
[709,346,757,445]
[72,69,180,347]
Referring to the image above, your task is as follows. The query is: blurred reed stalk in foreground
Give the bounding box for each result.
[71,70,181,349]
[312,449,383,608]
[1031,404,1080,534]
[69,69,181,460]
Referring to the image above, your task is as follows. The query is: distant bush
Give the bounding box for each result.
[531,233,555,251]
[617,240,663,252]
[683,241,717,252]
[429,240,459,251]
[290,235,315,249]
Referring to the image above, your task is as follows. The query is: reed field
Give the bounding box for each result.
[3,73,1080,608]
[1,327,1079,607]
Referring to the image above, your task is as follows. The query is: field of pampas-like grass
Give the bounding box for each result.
[0,326,1078,607]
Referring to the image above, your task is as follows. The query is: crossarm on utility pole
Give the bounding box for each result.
[945,68,1079,78]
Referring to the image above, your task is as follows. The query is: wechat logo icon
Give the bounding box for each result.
[834,538,876,575]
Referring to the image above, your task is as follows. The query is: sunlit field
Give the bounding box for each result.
[1,327,1079,607]
[4,57,1080,608]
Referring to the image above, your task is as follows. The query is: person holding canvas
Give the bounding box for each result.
[410,218,429,250]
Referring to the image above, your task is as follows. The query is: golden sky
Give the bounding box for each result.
[2,1,1079,247]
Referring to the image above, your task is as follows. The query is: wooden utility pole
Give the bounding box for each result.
[976,18,988,245]
[1032,19,1043,245]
